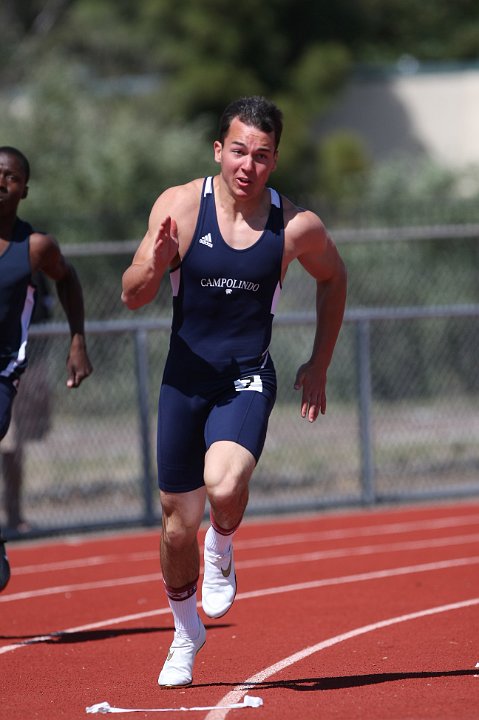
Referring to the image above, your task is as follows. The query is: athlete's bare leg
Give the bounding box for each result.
[159,486,206,588]
[157,486,207,687]
[204,440,256,530]
[201,441,255,619]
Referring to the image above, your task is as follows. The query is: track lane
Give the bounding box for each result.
[0,502,477,719]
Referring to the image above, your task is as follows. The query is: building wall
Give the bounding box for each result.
[317,66,479,169]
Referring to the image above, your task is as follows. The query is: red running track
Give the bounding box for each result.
[1,501,478,719]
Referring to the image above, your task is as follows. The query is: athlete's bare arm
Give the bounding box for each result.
[121,180,202,310]
[283,202,347,422]
[29,233,92,388]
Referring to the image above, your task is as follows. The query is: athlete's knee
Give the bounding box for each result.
[161,514,198,553]
[208,474,246,507]
[160,490,204,552]
[205,468,251,521]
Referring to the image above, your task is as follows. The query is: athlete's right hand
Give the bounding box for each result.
[121,215,179,309]
[152,216,179,270]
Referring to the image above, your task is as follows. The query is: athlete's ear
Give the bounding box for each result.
[271,150,278,172]
[213,140,222,164]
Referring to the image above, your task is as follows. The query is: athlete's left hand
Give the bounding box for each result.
[66,336,93,388]
[294,361,327,422]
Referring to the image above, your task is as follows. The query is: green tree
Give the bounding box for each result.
[2,0,479,233]
[0,57,214,242]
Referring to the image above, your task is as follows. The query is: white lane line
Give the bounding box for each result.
[234,532,479,571]
[204,597,479,720]
[1,556,478,656]
[10,512,479,576]
[0,573,162,603]
[234,512,479,550]
[12,551,159,576]
[3,534,479,603]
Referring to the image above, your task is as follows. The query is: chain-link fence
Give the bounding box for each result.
[2,225,479,537]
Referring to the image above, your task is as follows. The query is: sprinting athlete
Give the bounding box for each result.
[121,96,347,687]
[0,146,93,590]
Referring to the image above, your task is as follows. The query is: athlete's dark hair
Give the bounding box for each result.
[0,146,30,183]
[218,96,283,149]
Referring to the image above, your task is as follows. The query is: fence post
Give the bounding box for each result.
[356,319,375,504]
[134,328,155,525]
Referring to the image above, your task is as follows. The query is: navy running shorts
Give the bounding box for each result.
[0,377,18,441]
[157,353,277,493]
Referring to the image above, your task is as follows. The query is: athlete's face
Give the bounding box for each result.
[0,152,28,218]
[214,118,278,198]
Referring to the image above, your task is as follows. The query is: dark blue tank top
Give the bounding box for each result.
[0,219,35,379]
[168,177,284,371]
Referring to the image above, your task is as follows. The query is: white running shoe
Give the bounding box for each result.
[158,616,206,687]
[202,545,236,619]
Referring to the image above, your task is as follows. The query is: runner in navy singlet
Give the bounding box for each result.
[0,146,93,589]
[0,147,92,434]
[122,96,347,687]
[158,176,284,493]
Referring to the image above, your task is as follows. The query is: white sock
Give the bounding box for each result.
[167,593,199,639]
[205,525,234,555]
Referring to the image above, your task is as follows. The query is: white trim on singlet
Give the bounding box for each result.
[270,280,282,315]
[0,284,35,378]
[204,176,213,196]
[170,267,181,297]
[269,187,281,208]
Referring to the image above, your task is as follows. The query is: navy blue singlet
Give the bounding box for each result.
[157,177,285,492]
[0,219,35,381]
[168,176,284,373]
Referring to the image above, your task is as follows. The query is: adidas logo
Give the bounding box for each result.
[199,233,213,248]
